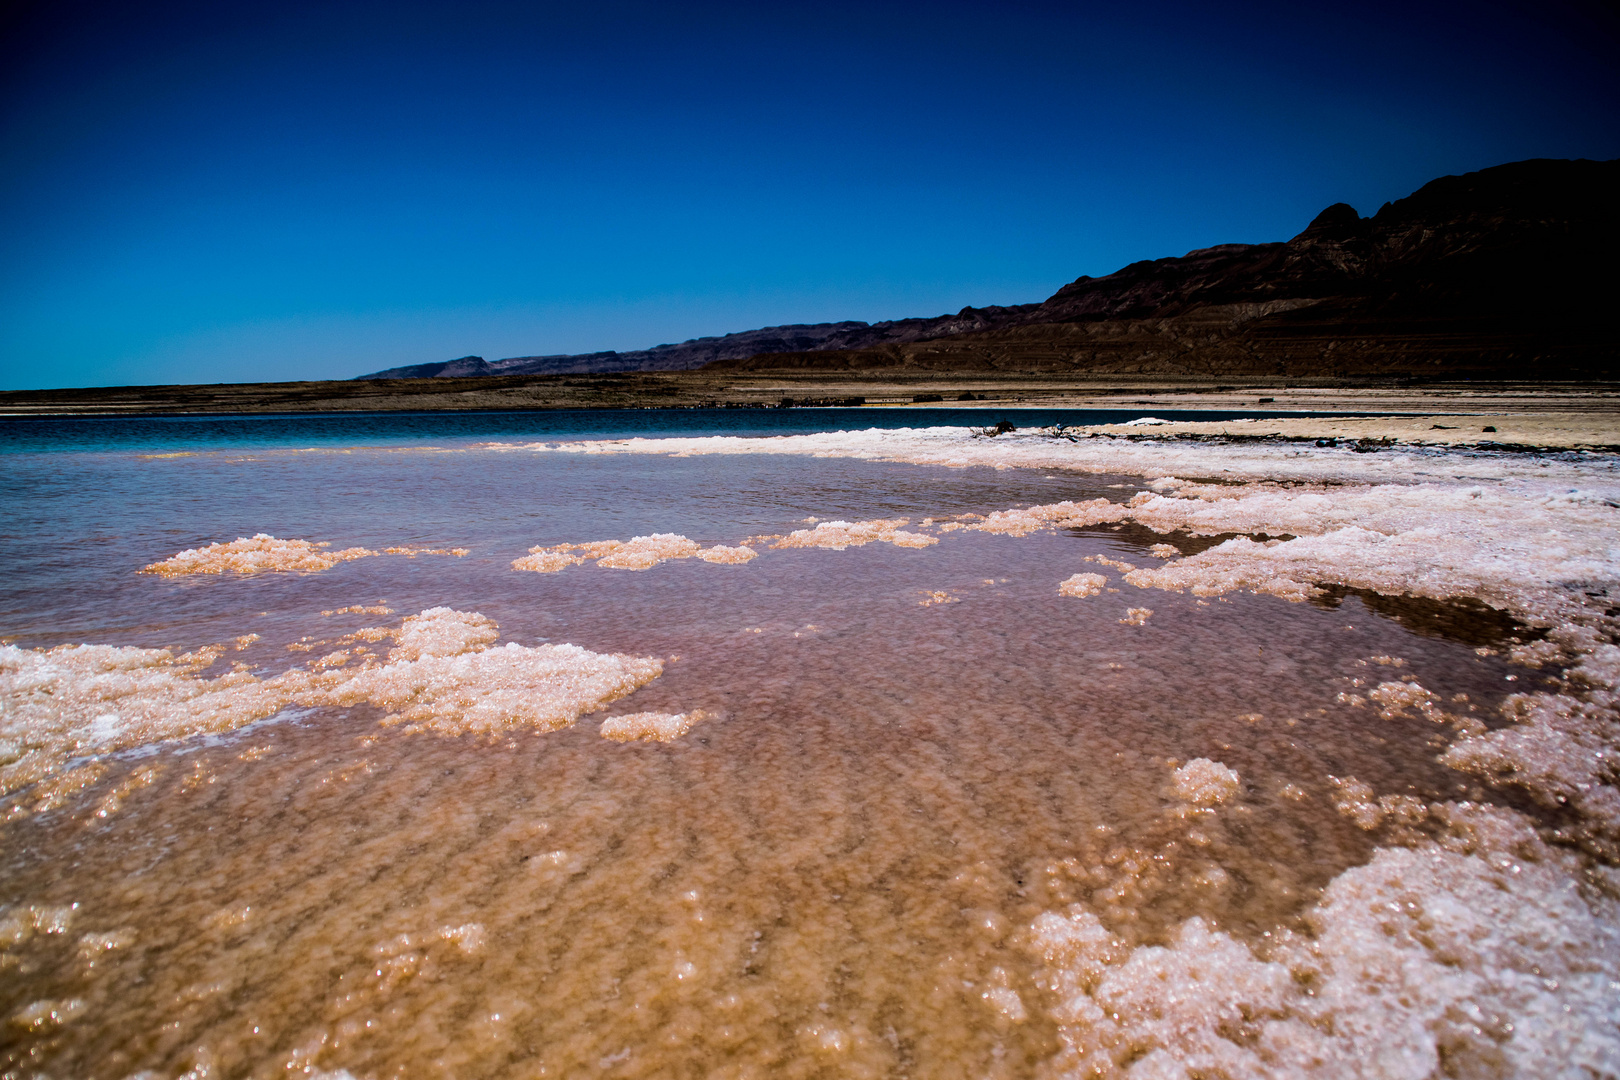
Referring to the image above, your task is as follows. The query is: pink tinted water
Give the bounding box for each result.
[0,444,1534,1079]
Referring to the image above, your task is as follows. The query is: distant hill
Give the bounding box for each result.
[354,310,1039,379]
[358,158,1618,381]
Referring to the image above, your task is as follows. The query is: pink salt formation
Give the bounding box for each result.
[141,535,378,576]
[1032,803,1619,1079]
[513,534,758,573]
[1058,573,1107,598]
[0,608,665,808]
[771,518,936,550]
[599,710,712,743]
[958,499,1126,537]
[696,545,757,564]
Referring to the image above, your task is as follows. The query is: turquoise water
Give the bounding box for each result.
[0,407,1360,454]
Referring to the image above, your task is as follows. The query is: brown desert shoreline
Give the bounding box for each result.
[3,374,1617,452]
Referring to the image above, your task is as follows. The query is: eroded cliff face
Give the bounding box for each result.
[362,158,1618,381]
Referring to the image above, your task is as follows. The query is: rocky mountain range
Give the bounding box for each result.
[355,307,1041,380]
[358,158,1617,381]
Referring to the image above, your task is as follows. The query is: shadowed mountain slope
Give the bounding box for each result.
[360,159,1618,381]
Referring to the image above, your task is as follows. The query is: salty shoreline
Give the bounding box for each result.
[0,373,1614,436]
[3,375,1617,459]
[4,416,1619,1077]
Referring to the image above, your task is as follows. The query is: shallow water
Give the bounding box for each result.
[0,419,1585,1079]
[0,407,1357,455]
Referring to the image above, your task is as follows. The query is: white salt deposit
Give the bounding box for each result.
[1442,652,1620,860]
[696,544,757,564]
[1366,679,1443,721]
[386,607,499,662]
[771,518,937,550]
[1058,573,1107,598]
[1119,607,1153,626]
[141,535,379,575]
[964,499,1126,537]
[514,534,757,572]
[0,608,664,805]
[599,710,711,743]
[1171,758,1241,804]
[485,424,1620,1077]
[0,642,306,800]
[333,639,663,737]
[1032,802,1620,1079]
[488,423,1615,491]
[596,533,701,569]
[438,923,487,955]
[511,549,586,573]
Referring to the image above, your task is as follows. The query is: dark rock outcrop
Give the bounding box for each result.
[359,158,1618,381]
[715,158,1618,379]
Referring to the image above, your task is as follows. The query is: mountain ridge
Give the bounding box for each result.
[358,158,1618,382]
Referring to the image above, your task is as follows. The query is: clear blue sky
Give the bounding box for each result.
[2,0,1616,389]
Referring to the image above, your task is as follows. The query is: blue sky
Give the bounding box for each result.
[2,0,1616,389]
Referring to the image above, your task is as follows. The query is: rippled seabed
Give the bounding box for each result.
[2,423,1618,1079]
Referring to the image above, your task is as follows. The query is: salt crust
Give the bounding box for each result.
[1058,573,1107,598]
[513,534,756,573]
[141,534,378,575]
[0,609,662,804]
[1031,802,1620,1079]
[599,710,711,743]
[696,544,757,564]
[489,427,1620,1074]
[496,430,1620,841]
[484,424,1618,488]
[1172,758,1241,805]
[770,518,937,550]
[960,500,1126,537]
